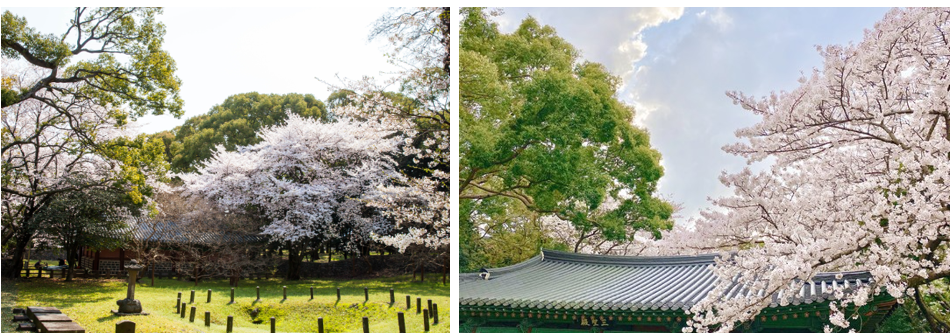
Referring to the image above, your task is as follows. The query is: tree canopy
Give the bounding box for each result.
[459,8,673,270]
[2,7,177,278]
[649,7,949,332]
[333,7,451,258]
[179,115,402,280]
[163,92,326,172]
[2,7,183,118]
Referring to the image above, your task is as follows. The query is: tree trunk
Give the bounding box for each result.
[151,265,155,286]
[8,233,33,278]
[65,244,77,281]
[286,242,303,280]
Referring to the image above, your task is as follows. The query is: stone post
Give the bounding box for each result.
[397,312,406,333]
[115,259,145,314]
[423,309,430,332]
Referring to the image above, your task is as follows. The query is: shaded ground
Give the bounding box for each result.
[280,253,447,280]
[1,275,448,333]
[1,278,17,333]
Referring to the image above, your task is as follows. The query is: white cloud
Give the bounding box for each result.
[500,8,684,84]
[697,8,734,32]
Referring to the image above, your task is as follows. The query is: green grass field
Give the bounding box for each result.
[1,275,449,333]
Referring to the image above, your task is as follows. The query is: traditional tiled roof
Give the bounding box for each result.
[124,221,265,245]
[460,249,873,312]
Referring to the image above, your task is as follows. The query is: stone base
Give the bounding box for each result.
[111,310,150,316]
[116,298,143,314]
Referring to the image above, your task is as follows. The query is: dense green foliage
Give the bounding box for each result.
[877,279,950,333]
[1,8,183,118]
[459,8,673,271]
[32,176,137,281]
[159,92,326,172]
[1,275,449,333]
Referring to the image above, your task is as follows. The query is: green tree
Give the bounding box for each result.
[167,92,326,172]
[459,8,673,263]
[326,89,356,111]
[1,7,183,118]
[32,176,139,281]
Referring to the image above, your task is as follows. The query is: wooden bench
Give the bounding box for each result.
[27,306,85,333]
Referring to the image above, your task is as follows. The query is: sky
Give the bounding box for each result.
[495,7,893,226]
[3,7,401,135]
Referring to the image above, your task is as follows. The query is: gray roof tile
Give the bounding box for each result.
[460,249,872,312]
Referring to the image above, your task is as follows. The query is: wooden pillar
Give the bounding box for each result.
[93,251,101,271]
[119,249,126,270]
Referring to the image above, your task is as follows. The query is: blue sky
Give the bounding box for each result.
[496,7,892,226]
[3,7,400,135]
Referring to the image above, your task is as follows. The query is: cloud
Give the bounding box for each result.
[697,8,734,32]
[500,8,683,83]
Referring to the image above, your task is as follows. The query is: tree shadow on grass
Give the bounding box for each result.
[13,278,123,310]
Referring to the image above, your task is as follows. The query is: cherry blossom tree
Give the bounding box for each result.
[653,8,949,332]
[178,115,403,280]
[328,7,450,263]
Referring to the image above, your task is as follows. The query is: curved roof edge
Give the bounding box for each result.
[539,249,722,266]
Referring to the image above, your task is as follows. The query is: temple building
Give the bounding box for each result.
[459,250,897,333]
[80,221,264,276]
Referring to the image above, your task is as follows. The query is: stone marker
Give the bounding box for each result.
[310,287,314,299]
[256,286,260,302]
[190,290,195,303]
[416,297,421,314]
[227,315,233,333]
[433,303,439,324]
[180,303,186,318]
[283,286,287,300]
[230,288,235,304]
[116,320,135,333]
[406,295,411,310]
[115,260,145,315]
[364,287,368,301]
[427,299,432,316]
[362,316,369,333]
[389,288,395,303]
[336,287,341,301]
[205,311,211,327]
[207,289,212,303]
[318,317,324,333]
[271,316,276,333]
[190,306,196,322]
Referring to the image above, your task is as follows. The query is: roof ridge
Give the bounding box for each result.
[540,249,722,266]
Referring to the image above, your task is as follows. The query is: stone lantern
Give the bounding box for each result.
[113,259,148,315]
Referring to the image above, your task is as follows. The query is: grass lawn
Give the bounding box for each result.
[1,275,449,333]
